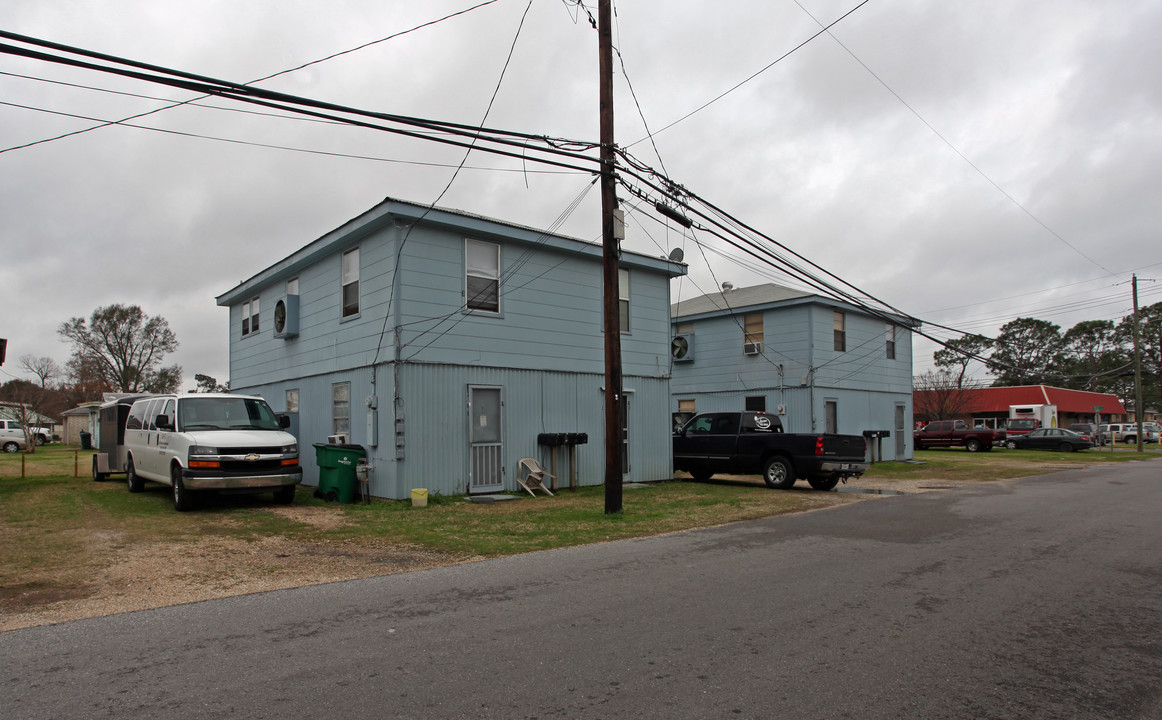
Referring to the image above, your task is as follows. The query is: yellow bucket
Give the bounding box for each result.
[410,488,428,507]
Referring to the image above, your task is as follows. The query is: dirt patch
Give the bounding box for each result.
[0,531,471,632]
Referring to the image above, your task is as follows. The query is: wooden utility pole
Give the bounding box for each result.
[1132,274,1144,452]
[598,0,623,513]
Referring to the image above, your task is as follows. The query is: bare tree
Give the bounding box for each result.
[19,354,62,389]
[913,370,982,424]
[58,304,181,393]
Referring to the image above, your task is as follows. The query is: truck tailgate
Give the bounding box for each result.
[822,435,867,459]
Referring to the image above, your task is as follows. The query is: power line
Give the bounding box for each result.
[624,0,871,148]
[0,1,501,154]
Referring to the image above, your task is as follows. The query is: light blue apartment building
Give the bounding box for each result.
[671,283,916,461]
[217,198,687,499]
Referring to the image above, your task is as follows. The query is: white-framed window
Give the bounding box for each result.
[886,323,896,360]
[332,382,350,435]
[342,248,360,318]
[286,389,299,414]
[466,238,500,313]
[834,311,846,352]
[825,400,838,434]
[677,398,696,413]
[619,267,630,332]
[241,297,259,336]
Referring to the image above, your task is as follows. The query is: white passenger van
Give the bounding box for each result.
[121,393,301,511]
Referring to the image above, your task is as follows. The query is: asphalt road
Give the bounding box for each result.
[3,462,1160,719]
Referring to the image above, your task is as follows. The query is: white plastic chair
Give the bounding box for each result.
[516,457,555,496]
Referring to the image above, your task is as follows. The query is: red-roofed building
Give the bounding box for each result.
[914,385,1127,428]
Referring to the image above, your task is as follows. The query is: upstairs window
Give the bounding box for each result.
[250,297,260,333]
[834,311,846,352]
[619,268,630,332]
[886,324,896,359]
[744,313,763,351]
[342,247,360,318]
[466,239,500,313]
[241,301,250,336]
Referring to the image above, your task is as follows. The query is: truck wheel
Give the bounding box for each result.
[273,486,296,505]
[2,441,19,453]
[92,456,108,482]
[172,466,194,512]
[35,435,46,446]
[126,457,144,493]
[690,468,713,482]
[964,438,981,452]
[762,456,795,489]
[1006,441,1017,449]
[807,476,840,491]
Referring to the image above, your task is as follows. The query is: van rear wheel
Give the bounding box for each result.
[126,457,144,493]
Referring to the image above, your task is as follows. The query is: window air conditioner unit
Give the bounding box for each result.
[327,433,349,445]
[743,341,762,355]
[273,295,300,338]
[671,333,694,362]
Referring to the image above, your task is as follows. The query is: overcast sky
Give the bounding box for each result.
[3,0,1161,391]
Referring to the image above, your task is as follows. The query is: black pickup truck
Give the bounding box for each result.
[673,411,869,491]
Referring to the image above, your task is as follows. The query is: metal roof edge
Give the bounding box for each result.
[218,197,685,305]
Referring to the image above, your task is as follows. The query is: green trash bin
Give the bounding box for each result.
[314,443,366,503]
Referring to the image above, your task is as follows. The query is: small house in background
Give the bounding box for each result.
[217,197,687,499]
[670,283,917,461]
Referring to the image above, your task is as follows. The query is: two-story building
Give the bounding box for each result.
[216,197,687,499]
[670,283,917,461]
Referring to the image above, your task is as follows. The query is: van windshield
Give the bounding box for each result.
[178,397,282,431]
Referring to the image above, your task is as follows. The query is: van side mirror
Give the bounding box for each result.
[156,415,173,430]
[279,414,291,429]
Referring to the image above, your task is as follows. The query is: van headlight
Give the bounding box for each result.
[283,444,298,455]
[188,445,221,469]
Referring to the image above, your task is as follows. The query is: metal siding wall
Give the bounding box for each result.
[390,365,672,498]
[233,366,398,495]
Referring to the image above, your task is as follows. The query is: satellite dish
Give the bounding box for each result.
[668,247,684,263]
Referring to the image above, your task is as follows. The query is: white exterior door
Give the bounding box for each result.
[468,386,504,493]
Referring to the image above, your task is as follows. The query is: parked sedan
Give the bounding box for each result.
[1009,428,1093,452]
